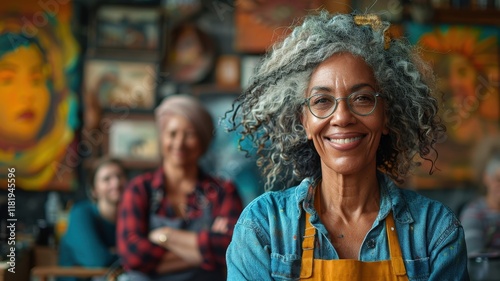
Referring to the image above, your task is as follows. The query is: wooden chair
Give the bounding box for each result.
[30,246,109,281]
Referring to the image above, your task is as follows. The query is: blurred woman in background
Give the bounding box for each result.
[58,157,127,281]
[117,94,243,281]
[461,135,500,255]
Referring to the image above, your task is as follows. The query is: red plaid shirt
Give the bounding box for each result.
[117,167,243,274]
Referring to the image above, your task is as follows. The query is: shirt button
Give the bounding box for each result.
[366,239,376,249]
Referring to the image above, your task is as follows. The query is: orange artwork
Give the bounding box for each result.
[406,23,499,189]
[234,0,326,53]
[0,0,80,190]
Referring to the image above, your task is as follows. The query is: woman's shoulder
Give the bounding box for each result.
[238,182,305,222]
[397,187,459,224]
[201,173,237,190]
[70,200,95,214]
[398,187,453,210]
[129,168,160,185]
[68,200,99,220]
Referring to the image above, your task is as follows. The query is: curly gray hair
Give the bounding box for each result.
[228,12,446,190]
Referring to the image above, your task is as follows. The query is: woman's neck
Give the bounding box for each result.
[319,171,381,220]
[97,200,118,223]
[163,162,198,194]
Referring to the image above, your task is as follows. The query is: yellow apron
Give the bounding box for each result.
[300,211,409,281]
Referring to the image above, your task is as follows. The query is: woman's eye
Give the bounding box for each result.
[351,93,375,104]
[0,72,14,86]
[31,73,43,86]
[312,96,333,105]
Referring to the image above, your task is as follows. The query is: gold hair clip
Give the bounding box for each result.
[353,14,391,50]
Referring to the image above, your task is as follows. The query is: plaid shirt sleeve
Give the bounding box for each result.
[197,178,244,271]
[117,171,165,274]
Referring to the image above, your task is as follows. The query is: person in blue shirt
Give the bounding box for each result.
[225,12,469,280]
[58,157,127,281]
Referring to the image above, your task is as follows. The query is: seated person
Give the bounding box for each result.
[116,94,244,281]
[460,135,500,255]
[58,157,127,281]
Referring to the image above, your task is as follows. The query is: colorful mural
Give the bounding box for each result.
[405,23,499,189]
[0,1,80,190]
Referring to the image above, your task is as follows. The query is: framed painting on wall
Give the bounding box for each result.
[0,0,80,191]
[404,22,500,189]
[234,0,324,53]
[102,115,160,168]
[90,4,162,53]
[83,57,158,111]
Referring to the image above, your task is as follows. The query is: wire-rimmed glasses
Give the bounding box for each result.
[304,91,382,118]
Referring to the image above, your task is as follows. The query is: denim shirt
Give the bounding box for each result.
[226,173,469,281]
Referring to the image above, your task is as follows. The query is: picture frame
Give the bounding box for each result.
[83,57,158,111]
[103,114,160,166]
[216,55,241,88]
[90,4,163,53]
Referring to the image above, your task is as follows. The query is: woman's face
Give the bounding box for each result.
[301,53,388,176]
[92,163,127,205]
[0,44,51,144]
[160,114,203,168]
[437,54,477,100]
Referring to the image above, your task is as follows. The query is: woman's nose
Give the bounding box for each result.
[329,99,356,127]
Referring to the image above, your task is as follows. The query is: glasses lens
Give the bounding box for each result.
[308,94,336,118]
[348,91,377,115]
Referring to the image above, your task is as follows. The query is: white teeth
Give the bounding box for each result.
[329,137,362,144]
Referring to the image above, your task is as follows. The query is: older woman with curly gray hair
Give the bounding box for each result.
[226,12,469,280]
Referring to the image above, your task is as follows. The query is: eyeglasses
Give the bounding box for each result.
[304,91,382,118]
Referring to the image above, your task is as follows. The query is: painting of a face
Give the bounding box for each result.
[0,44,50,144]
[436,54,477,100]
[405,23,499,188]
[0,0,80,191]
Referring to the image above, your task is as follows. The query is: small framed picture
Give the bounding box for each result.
[91,5,162,52]
[83,57,157,111]
[103,115,160,165]
[216,55,240,88]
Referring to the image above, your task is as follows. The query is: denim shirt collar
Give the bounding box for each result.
[293,172,414,225]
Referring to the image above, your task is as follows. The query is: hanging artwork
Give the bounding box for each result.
[405,23,499,189]
[0,0,80,190]
[234,0,324,53]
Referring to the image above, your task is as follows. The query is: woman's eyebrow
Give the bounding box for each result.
[309,83,376,94]
[309,86,331,93]
[0,62,17,71]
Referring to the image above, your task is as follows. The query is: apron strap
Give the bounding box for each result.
[300,211,316,278]
[385,213,407,276]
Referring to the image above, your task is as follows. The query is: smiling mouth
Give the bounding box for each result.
[326,136,363,144]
